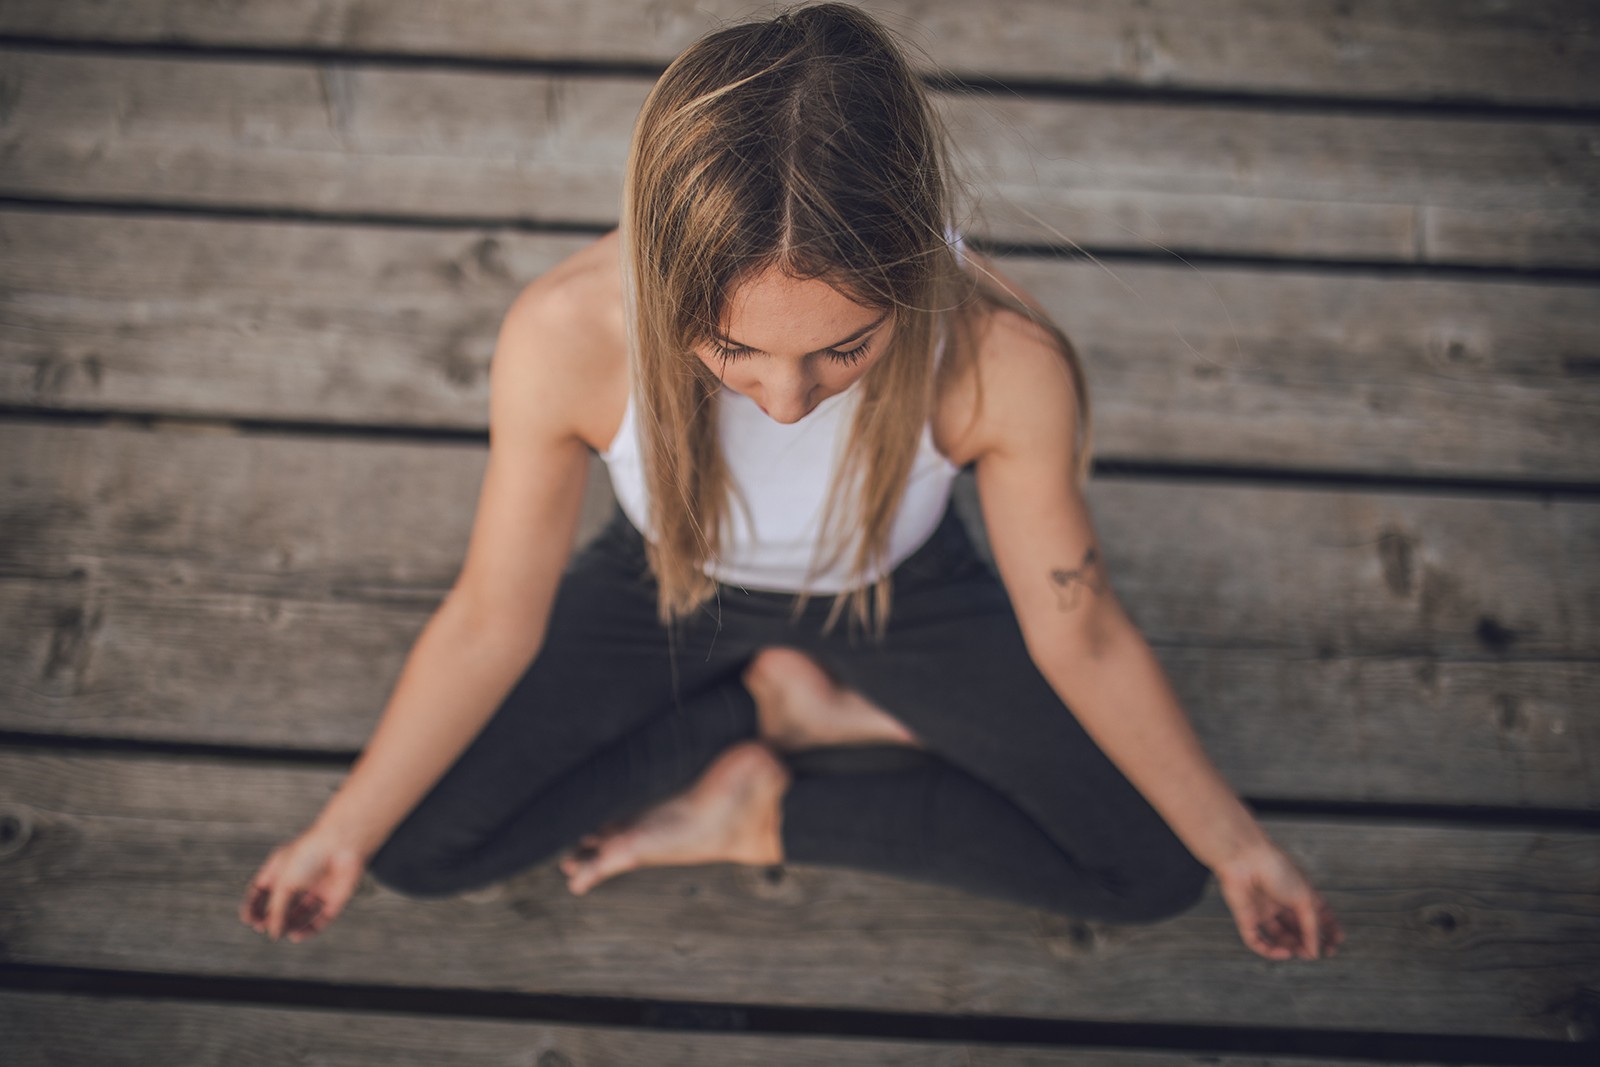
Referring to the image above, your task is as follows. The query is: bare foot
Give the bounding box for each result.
[743,646,926,753]
[557,740,791,896]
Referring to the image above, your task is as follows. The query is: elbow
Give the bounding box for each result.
[436,587,548,660]
[1022,596,1135,673]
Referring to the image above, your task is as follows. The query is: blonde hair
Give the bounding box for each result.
[619,1,1093,642]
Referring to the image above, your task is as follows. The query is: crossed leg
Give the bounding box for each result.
[557,627,1208,925]
[558,645,921,895]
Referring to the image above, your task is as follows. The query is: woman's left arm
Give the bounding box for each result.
[967,310,1343,960]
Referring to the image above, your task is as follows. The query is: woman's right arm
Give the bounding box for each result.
[242,278,596,940]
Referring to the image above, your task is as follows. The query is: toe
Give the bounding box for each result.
[567,834,636,896]
[564,849,601,894]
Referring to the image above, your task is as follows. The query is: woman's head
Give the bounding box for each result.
[626,1,949,362]
[619,2,1090,639]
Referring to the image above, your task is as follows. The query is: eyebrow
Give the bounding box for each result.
[715,310,890,354]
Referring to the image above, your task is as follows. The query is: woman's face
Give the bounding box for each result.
[691,266,894,424]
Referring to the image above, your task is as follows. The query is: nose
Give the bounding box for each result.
[756,375,818,423]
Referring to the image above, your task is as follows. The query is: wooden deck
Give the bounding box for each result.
[2,1,1597,1062]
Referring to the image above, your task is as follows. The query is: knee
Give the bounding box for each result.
[365,833,469,900]
[366,854,443,900]
[1096,847,1212,924]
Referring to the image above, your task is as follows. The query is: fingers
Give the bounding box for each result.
[257,885,319,941]
[1216,844,1345,962]
[286,855,363,943]
[243,882,331,943]
[1253,914,1295,960]
[283,889,325,942]
[243,843,366,945]
[1295,897,1322,959]
[244,883,270,929]
[1317,897,1344,957]
[241,850,282,934]
[247,850,305,941]
[1233,891,1312,961]
[1290,895,1345,959]
[1272,896,1344,960]
[266,880,292,941]
[1228,910,1348,964]
[1226,885,1291,960]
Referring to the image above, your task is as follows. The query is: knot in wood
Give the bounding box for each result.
[736,862,803,905]
[1475,615,1517,653]
[1418,902,1467,939]
[0,808,33,859]
[1035,912,1100,959]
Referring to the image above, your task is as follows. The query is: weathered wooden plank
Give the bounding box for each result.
[0,992,1410,1067]
[2,50,1596,268]
[0,214,590,431]
[1,0,1594,109]
[2,421,1595,812]
[2,750,1597,1039]
[4,212,1597,483]
[5,570,1593,812]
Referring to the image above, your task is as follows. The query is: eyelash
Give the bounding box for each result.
[711,339,873,367]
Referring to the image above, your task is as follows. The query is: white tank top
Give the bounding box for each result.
[600,238,967,594]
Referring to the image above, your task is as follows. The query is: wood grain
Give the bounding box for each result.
[0,991,1460,1066]
[3,212,1596,482]
[2,0,1594,107]
[1,749,1596,1039]
[2,421,1594,811]
[2,49,1596,266]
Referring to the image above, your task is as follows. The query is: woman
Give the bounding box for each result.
[242,2,1342,963]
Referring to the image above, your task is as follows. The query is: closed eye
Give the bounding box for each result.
[711,339,874,367]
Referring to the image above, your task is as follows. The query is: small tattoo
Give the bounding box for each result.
[1049,546,1107,612]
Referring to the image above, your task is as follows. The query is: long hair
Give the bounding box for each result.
[620,1,1093,642]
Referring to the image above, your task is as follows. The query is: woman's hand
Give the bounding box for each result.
[239,824,370,944]
[1212,839,1344,961]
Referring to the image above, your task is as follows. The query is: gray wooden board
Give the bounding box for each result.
[2,50,1597,267]
[4,212,1597,483]
[1,0,1594,108]
[2,421,1595,812]
[0,991,1525,1067]
[1,750,1597,1039]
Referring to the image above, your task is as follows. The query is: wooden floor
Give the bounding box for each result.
[2,2,1598,1063]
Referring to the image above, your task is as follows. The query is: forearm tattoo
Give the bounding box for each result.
[1049,545,1108,612]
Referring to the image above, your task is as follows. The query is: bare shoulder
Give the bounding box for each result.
[492,229,629,454]
[450,230,627,632]
[933,298,1082,470]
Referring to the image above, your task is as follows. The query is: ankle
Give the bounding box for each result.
[764,778,788,865]
[744,754,790,866]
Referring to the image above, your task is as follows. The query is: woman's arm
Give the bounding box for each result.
[310,281,596,858]
[964,306,1272,871]
[1018,597,1270,870]
[243,259,608,944]
[967,307,1342,960]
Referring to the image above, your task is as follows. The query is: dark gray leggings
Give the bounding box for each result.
[367,500,1211,923]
